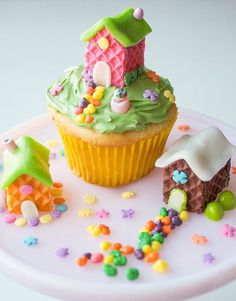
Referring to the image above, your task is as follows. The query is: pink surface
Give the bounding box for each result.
[0,109,236,301]
[84,28,145,87]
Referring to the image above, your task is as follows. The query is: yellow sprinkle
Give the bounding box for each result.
[75,114,86,123]
[15,217,26,227]
[98,37,109,50]
[155,215,162,221]
[93,90,103,100]
[40,214,52,224]
[152,259,169,273]
[169,94,176,103]
[151,241,161,251]
[78,208,94,217]
[142,244,152,255]
[103,255,114,264]
[95,86,106,92]
[83,94,93,101]
[51,189,62,196]
[179,210,188,221]
[45,140,59,148]
[87,225,102,236]
[83,194,97,205]
[121,191,136,199]
[100,241,111,251]
[139,227,150,233]
[164,90,172,98]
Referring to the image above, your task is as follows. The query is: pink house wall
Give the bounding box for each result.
[84,28,145,88]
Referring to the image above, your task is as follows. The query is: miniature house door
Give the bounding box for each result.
[93,61,111,87]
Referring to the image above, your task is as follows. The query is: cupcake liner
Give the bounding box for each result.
[55,120,175,187]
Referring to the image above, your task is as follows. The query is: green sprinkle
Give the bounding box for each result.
[110,250,121,258]
[114,255,127,266]
[59,149,65,156]
[138,232,151,240]
[126,268,139,280]
[152,233,164,244]
[103,264,117,277]
[160,207,168,217]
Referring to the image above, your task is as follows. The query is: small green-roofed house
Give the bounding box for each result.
[0,136,53,213]
[80,8,152,88]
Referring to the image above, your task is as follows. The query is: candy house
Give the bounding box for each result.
[80,7,152,88]
[156,127,236,213]
[0,136,53,214]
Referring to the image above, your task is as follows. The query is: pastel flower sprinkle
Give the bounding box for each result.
[203,253,215,264]
[56,248,69,258]
[96,209,110,218]
[172,170,188,184]
[192,234,208,244]
[83,194,97,205]
[222,224,236,237]
[164,90,175,103]
[49,152,57,160]
[177,124,191,132]
[121,208,135,219]
[78,208,94,217]
[24,236,38,246]
[50,84,63,96]
[121,191,136,199]
[143,89,158,101]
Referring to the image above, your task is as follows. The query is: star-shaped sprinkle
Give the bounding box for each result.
[96,209,110,218]
[121,191,136,199]
[24,237,38,246]
[56,248,69,258]
[222,224,236,237]
[78,208,94,217]
[83,194,97,205]
[203,253,215,264]
[121,208,135,219]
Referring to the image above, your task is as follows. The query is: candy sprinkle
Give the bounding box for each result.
[126,268,139,280]
[96,209,110,218]
[78,208,94,217]
[121,191,136,199]
[24,237,38,246]
[56,248,69,258]
[83,194,97,205]
[103,264,117,277]
[203,253,215,264]
[192,234,208,245]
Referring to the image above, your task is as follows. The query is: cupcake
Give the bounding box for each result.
[47,8,178,187]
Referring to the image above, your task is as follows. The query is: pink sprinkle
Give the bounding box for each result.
[96,209,110,218]
[222,224,236,237]
[75,107,83,115]
[20,184,33,195]
[91,253,104,263]
[3,214,16,224]
[50,84,63,96]
[133,8,144,20]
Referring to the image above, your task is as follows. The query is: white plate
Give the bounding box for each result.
[0,109,236,301]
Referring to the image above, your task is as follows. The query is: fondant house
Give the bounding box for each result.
[80,8,152,88]
[155,127,236,213]
[0,136,53,214]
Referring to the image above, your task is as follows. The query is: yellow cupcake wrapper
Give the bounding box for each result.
[56,122,175,187]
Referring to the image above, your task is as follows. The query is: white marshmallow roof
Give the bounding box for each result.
[155,127,236,182]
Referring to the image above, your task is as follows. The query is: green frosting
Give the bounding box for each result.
[47,66,174,134]
[0,136,53,189]
[80,8,152,48]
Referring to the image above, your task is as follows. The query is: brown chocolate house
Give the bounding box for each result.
[155,127,236,213]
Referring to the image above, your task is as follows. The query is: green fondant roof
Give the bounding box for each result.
[0,136,53,189]
[80,8,152,48]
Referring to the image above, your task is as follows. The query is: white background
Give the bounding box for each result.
[0,0,236,300]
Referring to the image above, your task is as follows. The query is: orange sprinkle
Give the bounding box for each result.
[145,220,156,231]
[152,75,160,83]
[120,245,134,255]
[147,71,156,78]
[161,216,171,226]
[192,234,208,245]
[85,115,94,124]
[232,166,236,174]
[76,256,88,267]
[90,99,101,106]
[109,243,122,251]
[98,224,110,235]
[144,251,159,263]
[53,182,63,188]
[162,225,172,235]
[177,124,191,132]
[53,197,66,205]
[51,188,62,196]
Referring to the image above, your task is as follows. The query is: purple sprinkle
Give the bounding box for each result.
[168,209,178,217]
[203,253,215,264]
[56,248,69,258]
[27,216,39,227]
[79,98,89,108]
[49,152,57,160]
[83,70,93,82]
[170,223,176,230]
[84,252,92,259]
[51,209,62,219]
[88,81,96,88]
[143,89,159,101]
[121,208,135,219]
[134,249,144,260]
[171,216,183,226]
